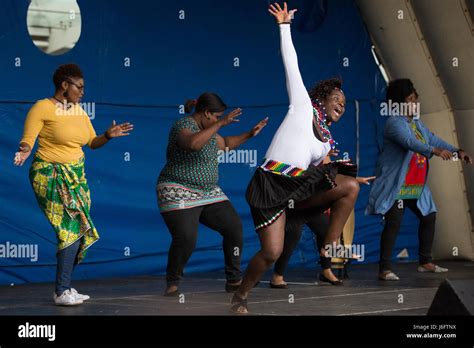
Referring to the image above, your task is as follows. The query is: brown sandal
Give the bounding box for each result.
[230,293,248,314]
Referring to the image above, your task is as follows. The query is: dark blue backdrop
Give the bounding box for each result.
[0,0,420,285]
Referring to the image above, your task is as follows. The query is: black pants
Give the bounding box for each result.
[274,212,332,276]
[161,200,242,287]
[379,199,436,273]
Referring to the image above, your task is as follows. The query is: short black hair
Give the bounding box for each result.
[53,63,83,90]
[308,77,343,102]
[386,79,418,103]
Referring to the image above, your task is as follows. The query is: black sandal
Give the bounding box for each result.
[230,294,248,314]
[163,287,180,297]
[269,282,289,289]
[319,273,343,286]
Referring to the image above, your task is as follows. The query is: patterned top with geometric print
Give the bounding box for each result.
[397,120,428,200]
[157,116,227,212]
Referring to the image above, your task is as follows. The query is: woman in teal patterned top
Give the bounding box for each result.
[157,92,268,296]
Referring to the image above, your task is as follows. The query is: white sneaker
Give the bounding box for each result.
[54,289,83,306]
[418,264,448,273]
[71,288,90,301]
[379,271,400,281]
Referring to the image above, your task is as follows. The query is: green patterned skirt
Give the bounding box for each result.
[29,155,99,263]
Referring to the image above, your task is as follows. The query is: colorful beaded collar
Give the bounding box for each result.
[312,99,337,150]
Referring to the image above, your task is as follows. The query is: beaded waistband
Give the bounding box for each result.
[260,159,305,177]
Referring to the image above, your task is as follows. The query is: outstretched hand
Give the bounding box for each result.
[219,108,243,127]
[458,150,473,164]
[13,145,31,166]
[250,117,269,137]
[432,147,453,161]
[105,120,134,138]
[357,176,377,185]
[268,2,297,24]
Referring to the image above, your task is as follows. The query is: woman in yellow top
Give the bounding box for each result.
[13,63,134,306]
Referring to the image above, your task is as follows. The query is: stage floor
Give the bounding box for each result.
[1,261,473,316]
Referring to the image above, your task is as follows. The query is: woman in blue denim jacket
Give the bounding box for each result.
[366,79,472,280]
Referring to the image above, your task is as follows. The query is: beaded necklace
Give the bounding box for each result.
[312,99,337,149]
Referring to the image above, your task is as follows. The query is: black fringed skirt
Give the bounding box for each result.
[246,159,357,231]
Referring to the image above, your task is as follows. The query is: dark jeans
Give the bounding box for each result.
[379,199,436,273]
[56,238,81,296]
[161,200,243,287]
[274,212,332,276]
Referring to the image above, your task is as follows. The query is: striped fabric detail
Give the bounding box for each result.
[260,159,305,177]
[411,122,427,144]
[157,182,228,213]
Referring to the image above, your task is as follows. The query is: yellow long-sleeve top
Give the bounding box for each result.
[20,98,97,164]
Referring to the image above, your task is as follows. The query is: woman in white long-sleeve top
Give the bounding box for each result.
[231,2,359,314]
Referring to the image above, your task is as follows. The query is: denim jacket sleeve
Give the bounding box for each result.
[424,127,458,153]
[384,117,433,158]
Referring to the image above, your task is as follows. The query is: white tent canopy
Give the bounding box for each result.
[356,0,474,260]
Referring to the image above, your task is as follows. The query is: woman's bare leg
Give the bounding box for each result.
[295,174,359,254]
[232,212,286,312]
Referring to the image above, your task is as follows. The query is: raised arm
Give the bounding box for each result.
[89,119,134,150]
[268,3,311,112]
[178,108,242,152]
[217,117,269,150]
[179,122,223,152]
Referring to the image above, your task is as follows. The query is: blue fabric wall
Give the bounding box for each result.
[0,0,420,285]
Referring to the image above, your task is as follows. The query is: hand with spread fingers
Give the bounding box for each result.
[268,2,297,24]
[105,120,134,138]
[218,108,243,127]
[13,144,32,167]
